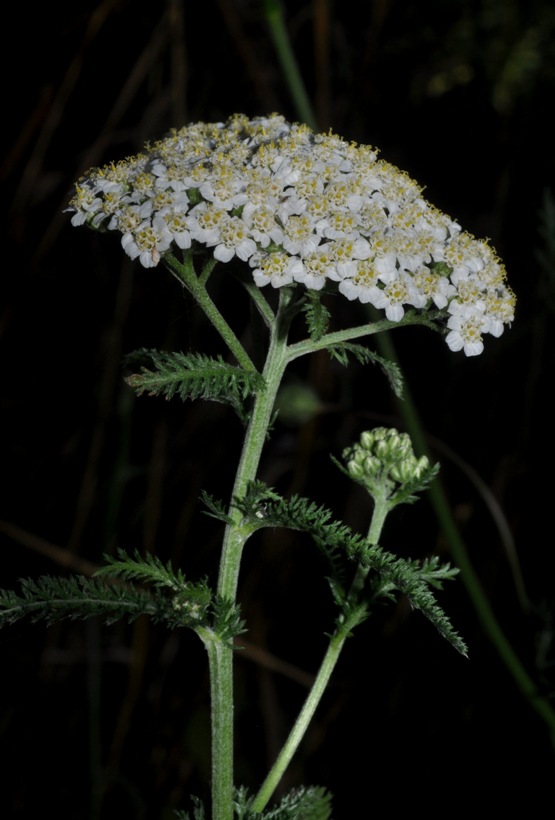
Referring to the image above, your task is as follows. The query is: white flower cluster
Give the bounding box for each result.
[68,113,515,355]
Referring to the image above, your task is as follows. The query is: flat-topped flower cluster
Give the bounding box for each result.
[68,113,515,355]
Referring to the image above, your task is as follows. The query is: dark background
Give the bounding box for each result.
[3,1,555,817]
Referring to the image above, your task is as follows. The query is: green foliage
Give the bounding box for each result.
[233,481,467,655]
[352,539,466,654]
[95,548,213,626]
[96,548,195,593]
[175,795,207,819]
[0,553,245,639]
[175,786,331,820]
[0,575,162,628]
[236,481,349,581]
[212,595,247,644]
[408,554,461,588]
[327,342,404,398]
[200,490,234,525]
[302,291,331,340]
[125,348,265,423]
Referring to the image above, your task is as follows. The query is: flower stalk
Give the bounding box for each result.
[250,488,391,814]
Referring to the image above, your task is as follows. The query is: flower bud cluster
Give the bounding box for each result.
[68,113,515,356]
[343,428,432,500]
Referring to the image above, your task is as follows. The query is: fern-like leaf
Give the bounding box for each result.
[0,575,162,628]
[0,566,223,633]
[96,548,188,592]
[302,291,331,340]
[354,542,467,655]
[94,549,214,626]
[200,490,233,525]
[174,796,206,819]
[125,348,265,422]
[212,595,247,643]
[234,482,467,655]
[233,785,332,819]
[236,481,350,582]
[327,342,404,398]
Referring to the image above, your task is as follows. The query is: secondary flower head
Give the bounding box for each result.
[67,113,515,355]
[342,427,438,505]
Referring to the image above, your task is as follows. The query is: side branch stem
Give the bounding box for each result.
[287,310,443,361]
[165,253,256,372]
[251,492,390,813]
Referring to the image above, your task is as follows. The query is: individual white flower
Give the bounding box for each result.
[325,237,372,281]
[150,188,190,216]
[69,183,103,226]
[336,259,381,303]
[281,213,322,256]
[121,219,172,268]
[482,287,516,337]
[251,251,303,288]
[319,209,361,240]
[369,271,427,321]
[198,161,248,210]
[293,246,333,290]
[412,265,456,309]
[187,202,228,245]
[156,211,193,250]
[152,161,191,192]
[128,170,157,203]
[212,215,257,263]
[109,203,145,234]
[242,202,284,248]
[445,302,491,356]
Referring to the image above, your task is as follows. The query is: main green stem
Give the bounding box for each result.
[208,290,296,820]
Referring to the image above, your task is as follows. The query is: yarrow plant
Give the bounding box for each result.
[1,114,515,819]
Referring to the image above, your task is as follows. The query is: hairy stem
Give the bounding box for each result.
[217,289,297,600]
[250,492,390,813]
[165,252,256,372]
[205,632,235,820]
[286,310,443,362]
[209,288,298,820]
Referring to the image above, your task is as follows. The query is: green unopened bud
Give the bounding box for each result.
[390,458,418,483]
[414,455,430,479]
[375,439,390,459]
[340,427,437,504]
[347,459,365,480]
[360,430,375,451]
[363,455,382,477]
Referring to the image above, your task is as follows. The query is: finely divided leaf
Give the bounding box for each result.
[235,482,467,656]
[302,291,331,341]
[125,349,265,421]
[327,342,404,398]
